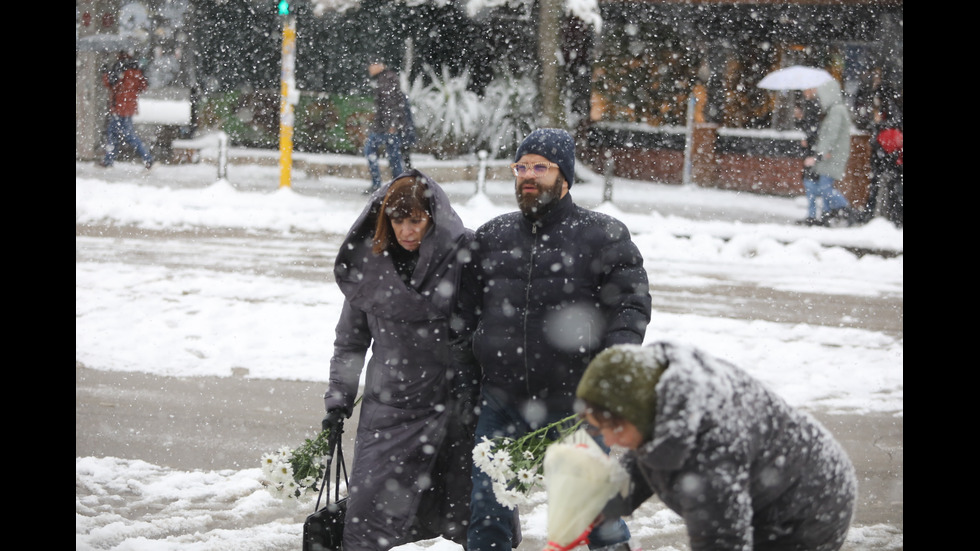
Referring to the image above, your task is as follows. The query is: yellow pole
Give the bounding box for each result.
[279,17,296,188]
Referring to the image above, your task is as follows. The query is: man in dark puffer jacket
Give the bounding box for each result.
[457,128,652,550]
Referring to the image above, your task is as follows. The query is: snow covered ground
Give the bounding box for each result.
[76,155,902,550]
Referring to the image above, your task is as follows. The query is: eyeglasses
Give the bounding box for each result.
[510,162,558,177]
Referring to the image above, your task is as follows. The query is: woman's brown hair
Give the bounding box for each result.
[372,175,432,254]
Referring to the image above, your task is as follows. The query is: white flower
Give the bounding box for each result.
[271,463,294,485]
[473,437,495,471]
[299,475,318,488]
[260,399,363,502]
[471,414,584,509]
[260,453,280,477]
[492,479,523,509]
[515,468,537,486]
[490,450,513,474]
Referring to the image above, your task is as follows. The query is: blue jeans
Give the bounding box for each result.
[468,389,631,550]
[803,174,850,219]
[104,114,153,166]
[364,131,404,190]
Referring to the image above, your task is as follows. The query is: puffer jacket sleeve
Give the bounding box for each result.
[604,452,655,517]
[324,300,370,416]
[598,219,651,347]
[452,238,483,348]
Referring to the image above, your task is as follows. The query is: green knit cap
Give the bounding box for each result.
[576,344,666,439]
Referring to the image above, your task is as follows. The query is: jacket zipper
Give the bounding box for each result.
[523,224,537,397]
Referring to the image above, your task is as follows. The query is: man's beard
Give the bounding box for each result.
[516,179,560,217]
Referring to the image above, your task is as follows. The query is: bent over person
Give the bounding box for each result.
[457,128,652,550]
[323,170,478,550]
[577,341,858,551]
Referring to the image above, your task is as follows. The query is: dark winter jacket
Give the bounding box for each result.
[370,67,407,135]
[798,97,822,181]
[616,342,857,551]
[102,57,147,118]
[459,193,651,417]
[324,169,477,549]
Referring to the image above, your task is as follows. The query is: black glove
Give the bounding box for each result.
[455,392,481,437]
[322,409,346,433]
[600,493,631,519]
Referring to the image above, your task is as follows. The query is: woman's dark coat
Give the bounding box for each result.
[324,169,476,550]
[619,341,858,551]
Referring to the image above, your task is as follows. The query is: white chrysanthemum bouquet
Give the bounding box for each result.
[542,429,630,550]
[472,414,583,509]
[260,428,333,502]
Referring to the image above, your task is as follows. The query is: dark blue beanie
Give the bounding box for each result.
[514,128,575,187]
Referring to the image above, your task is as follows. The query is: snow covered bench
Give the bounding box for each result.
[132,98,193,163]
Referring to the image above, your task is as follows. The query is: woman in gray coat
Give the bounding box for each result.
[323,169,477,549]
[576,341,857,551]
[798,79,858,226]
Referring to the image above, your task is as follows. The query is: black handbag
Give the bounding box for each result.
[302,423,349,551]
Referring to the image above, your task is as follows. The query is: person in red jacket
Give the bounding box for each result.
[874,105,903,228]
[100,51,153,169]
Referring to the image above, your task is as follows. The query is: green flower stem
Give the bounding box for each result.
[499,413,583,485]
[512,413,582,452]
[287,396,362,490]
[289,428,333,483]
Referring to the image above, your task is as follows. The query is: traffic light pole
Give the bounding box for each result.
[278,14,297,188]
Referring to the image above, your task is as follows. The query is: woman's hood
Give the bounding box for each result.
[333,169,472,319]
[814,79,843,111]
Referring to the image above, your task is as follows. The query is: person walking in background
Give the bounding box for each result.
[322,170,478,550]
[400,90,417,170]
[852,67,888,134]
[456,128,652,550]
[794,91,822,201]
[869,98,903,228]
[795,91,821,162]
[853,73,903,227]
[576,341,857,551]
[364,61,409,194]
[797,79,857,227]
[100,50,154,169]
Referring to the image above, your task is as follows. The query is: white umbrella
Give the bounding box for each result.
[757,65,834,90]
